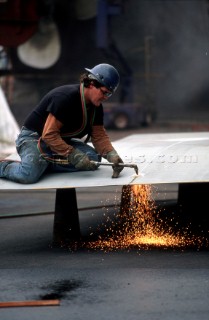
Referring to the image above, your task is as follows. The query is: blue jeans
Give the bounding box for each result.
[0,127,100,184]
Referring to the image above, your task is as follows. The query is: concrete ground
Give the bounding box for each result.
[0,124,209,320]
[0,184,209,320]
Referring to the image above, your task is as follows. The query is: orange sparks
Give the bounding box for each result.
[83,185,208,252]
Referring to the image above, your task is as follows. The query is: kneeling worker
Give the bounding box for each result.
[0,63,123,184]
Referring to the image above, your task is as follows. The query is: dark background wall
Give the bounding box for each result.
[111,0,209,121]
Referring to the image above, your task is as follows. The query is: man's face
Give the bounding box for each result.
[89,85,112,107]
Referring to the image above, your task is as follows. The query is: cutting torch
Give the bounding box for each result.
[91,161,139,176]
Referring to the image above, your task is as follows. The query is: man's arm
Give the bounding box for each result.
[91,125,124,177]
[91,125,114,156]
[42,113,97,170]
[42,113,73,156]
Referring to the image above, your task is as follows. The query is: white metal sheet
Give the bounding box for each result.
[0,132,209,190]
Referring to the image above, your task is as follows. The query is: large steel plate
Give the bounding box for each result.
[0,132,209,190]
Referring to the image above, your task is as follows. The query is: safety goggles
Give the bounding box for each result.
[99,88,112,98]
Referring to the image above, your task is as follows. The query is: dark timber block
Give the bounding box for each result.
[178,182,209,230]
[53,188,81,246]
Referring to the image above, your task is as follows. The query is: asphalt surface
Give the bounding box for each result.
[0,124,209,320]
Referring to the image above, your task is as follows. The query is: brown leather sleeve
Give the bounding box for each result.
[91,125,114,156]
[42,113,73,156]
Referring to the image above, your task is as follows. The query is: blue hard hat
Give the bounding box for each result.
[85,63,120,92]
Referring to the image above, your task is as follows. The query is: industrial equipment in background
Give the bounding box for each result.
[0,0,156,129]
[96,2,156,129]
[103,101,154,129]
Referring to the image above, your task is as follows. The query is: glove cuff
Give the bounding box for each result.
[106,150,118,162]
[68,148,84,166]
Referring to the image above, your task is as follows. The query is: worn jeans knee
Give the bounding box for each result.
[2,128,49,184]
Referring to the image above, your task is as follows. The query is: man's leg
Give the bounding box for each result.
[0,128,48,184]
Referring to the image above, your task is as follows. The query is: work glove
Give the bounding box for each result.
[68,148,97,171]
[106,150,124,178]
